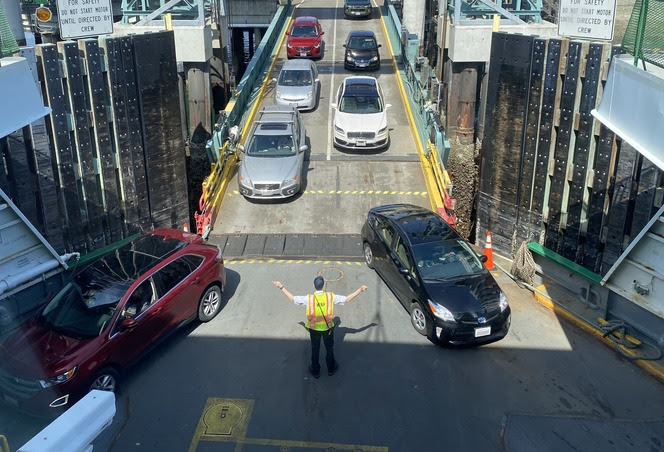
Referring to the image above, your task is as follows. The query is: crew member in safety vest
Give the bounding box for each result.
[273,276,368,378]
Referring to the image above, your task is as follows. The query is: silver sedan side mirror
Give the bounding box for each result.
[299,145,308,152]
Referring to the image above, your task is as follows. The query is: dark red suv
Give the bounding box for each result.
[286,16,324,59]
[0,228,226,416]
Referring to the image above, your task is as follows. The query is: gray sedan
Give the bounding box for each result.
[273,59,320,111]
[238,105,307,199]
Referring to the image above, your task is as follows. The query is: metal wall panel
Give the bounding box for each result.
[132,31,189,230]
[60,41,106,250]
[479,32,534,256]
[561,43,603,262]
[80,39,123,243]
[36,44,86,252]
[544,41,581,253]
[103,37,141,234]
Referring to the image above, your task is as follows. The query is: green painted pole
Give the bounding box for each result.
[633,0,649,68]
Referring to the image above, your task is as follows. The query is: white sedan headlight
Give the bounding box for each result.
[378,126,388,135]
[428,299,455,322]
[334,124,345,134]
[499,292,509,312]
[39,366,77,388]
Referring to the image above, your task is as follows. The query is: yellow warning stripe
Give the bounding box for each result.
[533,284,664,383]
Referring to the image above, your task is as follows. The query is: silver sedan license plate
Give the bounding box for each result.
[474,326,491,337]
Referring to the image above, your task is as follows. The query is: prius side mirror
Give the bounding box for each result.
[378,44,382,48]
[480,255,488,263]
[342,44,346,48]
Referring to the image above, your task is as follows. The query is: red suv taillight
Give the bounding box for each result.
[213,247,224,263]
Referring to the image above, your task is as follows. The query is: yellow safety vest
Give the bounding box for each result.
[306,292,335,331]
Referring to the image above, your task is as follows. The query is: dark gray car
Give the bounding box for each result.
[238,106,308,199]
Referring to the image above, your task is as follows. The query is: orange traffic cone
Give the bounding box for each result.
[183,222,189,233]
[483,231,494,270]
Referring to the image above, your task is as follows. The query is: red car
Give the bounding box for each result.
[286,16,324,59]
[0,228,226,416]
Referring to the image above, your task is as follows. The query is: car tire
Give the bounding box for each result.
[198,284,222,322]
[90,368,119,393]
[363,242,375,269]
[410,302,431,336]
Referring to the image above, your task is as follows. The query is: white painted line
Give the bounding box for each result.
[326,0,339,161]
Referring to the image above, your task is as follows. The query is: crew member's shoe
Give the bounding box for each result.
[328,363,339,376]
[308,365,320,379]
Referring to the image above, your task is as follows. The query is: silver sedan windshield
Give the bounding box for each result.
[247,134,295,157]
[278,70,313,87]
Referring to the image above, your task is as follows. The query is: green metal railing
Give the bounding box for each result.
[622,0,664,69]
[447,0,542,25]
[0,3,19,58]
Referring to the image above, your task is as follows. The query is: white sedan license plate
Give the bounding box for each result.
[474,326,491,337]
[300,52,307,57]
[356,139,366,147]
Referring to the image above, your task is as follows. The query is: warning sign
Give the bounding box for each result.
[57,0,114,39]
[558,0,617,41]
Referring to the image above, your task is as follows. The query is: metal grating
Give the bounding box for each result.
[622,0,664,69]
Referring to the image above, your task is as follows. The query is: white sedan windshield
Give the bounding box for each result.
[339,95,382,114]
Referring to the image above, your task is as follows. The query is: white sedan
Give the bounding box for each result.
[331,76,391,150]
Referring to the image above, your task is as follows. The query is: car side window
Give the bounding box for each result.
[394,237,416,278]
[378,220,396,248]
[122,278,157,319]
[157,255,204,295]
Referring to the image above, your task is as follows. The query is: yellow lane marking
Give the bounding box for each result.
[378,8,442,213]
[189,398,388,452]
[532,284,664,384]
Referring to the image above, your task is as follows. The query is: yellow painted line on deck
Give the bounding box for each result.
[377,6,443,213]
[189,398,388,452]
[532,284,664,384]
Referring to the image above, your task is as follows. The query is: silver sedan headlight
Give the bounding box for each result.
[306,90,313,98]
[275,90,283,99]
[282,175,299,187]
[239,175,253,188]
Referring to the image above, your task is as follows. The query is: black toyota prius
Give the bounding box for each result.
[361,204,511,345]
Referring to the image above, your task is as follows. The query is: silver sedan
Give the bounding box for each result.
[273,59,320,111]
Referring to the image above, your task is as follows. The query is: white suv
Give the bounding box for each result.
[331,76,391,150]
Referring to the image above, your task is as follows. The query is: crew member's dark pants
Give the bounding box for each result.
[309,327,336,373]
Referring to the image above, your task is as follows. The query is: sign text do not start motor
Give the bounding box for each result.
[558,0,617,41]
[57,0,114,40]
